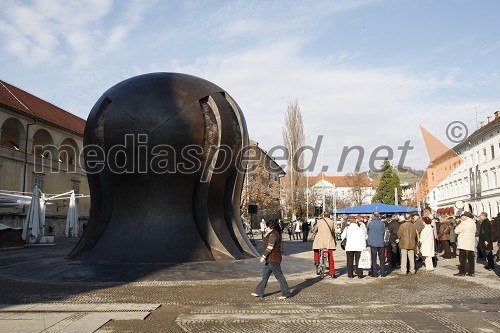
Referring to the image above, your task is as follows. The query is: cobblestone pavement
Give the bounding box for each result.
[0,238,499,332]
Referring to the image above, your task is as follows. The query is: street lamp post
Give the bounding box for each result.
[306,171,309,220]
[333,184,337,222]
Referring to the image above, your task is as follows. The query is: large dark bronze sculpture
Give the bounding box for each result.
[68,73,258,263]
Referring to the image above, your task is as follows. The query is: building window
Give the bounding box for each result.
[484,172,489,191]
[491,145,495,160]
[483,148,487,163]
[71,180,80,194]
[494,170,498,188]
[33,174,44,191]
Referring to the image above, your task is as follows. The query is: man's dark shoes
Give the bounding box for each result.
[453,273,465,277]
[330,274,337,279]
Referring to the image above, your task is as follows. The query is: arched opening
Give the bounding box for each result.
[32,129,55,159]
[0,118,25,151]
[59,138,79,165]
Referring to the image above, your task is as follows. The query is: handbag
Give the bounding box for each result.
[322,219,337,246]
[341,237,347,250]
[359,248,371,269]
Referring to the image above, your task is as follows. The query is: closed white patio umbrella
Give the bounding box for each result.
[65,190,79,237]
[22,186,43,242]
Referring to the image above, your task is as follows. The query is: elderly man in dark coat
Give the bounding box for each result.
[492,213,500,262]
[478,213,495,270]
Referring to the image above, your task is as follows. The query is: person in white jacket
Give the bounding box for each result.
[260,219,266,240]
[294,220,302,240]
[454,211,476,277]
[341,220,367,278]
[420,217,435,271]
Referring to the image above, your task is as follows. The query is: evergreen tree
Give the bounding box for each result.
[372,159,403,204]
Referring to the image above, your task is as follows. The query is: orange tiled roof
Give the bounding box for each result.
[307,172,379,187]
[0,80,85,135]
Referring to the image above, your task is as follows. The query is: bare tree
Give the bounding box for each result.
[282,99,305,218]
[240,141,282,225]
[346,172,370,206]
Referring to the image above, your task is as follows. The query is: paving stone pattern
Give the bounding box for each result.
[0,238,499,332]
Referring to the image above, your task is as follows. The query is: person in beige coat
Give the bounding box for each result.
[454,211,476,277]
[312,212,337,278]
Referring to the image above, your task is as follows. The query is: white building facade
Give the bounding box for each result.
[307,173,378,212]
[428,111,500,217]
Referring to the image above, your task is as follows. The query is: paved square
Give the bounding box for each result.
[0,239,498,332]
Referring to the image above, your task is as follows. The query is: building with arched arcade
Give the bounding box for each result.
[0,80,89,236]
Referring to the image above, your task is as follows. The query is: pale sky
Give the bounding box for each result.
[1,0,499,174]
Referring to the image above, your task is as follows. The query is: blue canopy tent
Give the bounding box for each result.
[333,203,418,215]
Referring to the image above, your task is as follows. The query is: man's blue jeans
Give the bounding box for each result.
[255,262,291,297]
[370,246,385,276]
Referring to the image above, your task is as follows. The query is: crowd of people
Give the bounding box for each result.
[383,210,500,277]
[252,209,499,298]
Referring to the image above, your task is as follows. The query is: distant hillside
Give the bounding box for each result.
[368,166,424,184]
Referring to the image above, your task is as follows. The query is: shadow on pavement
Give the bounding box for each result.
[289,276,323,297]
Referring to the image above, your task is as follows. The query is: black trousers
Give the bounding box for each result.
[302,230,309,242]
[346,251,362,278]
[390,242,400,267]
[458,249,475,275]
[370,246,385,276]
[484,249,495,268]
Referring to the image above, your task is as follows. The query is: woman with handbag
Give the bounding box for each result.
[341,220,367,278]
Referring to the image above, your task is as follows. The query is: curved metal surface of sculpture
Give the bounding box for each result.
[68,73,258,263]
